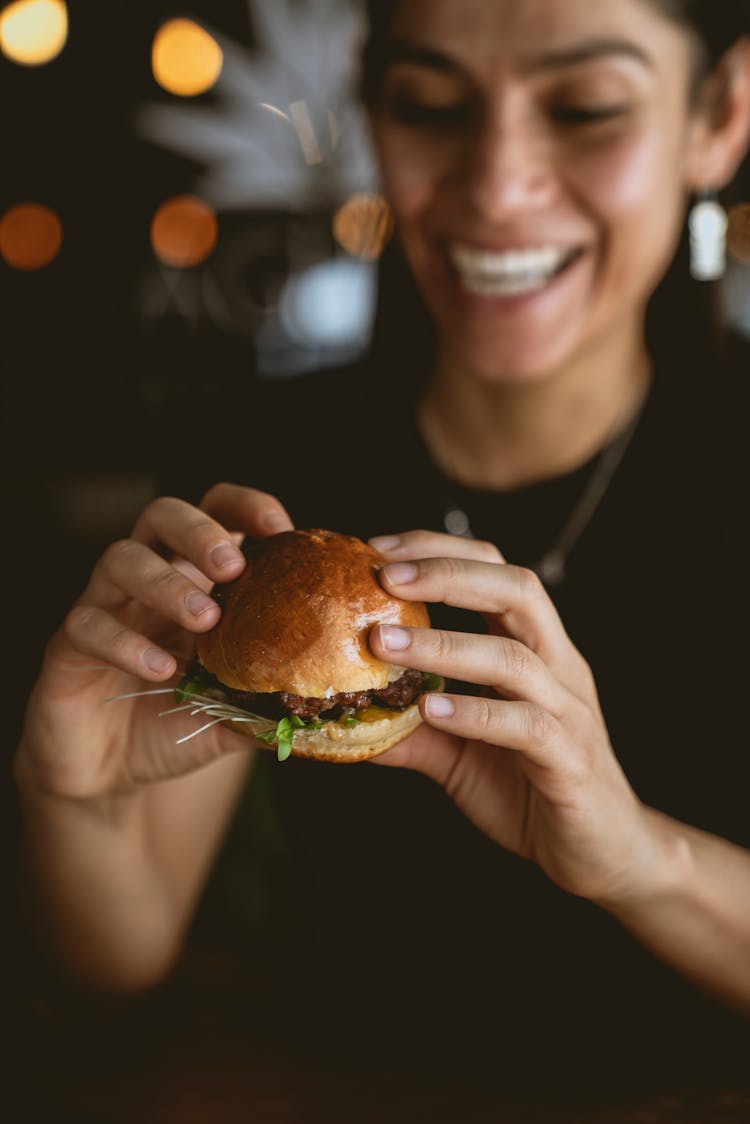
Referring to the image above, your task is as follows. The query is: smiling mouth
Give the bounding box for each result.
[447,243,583,297]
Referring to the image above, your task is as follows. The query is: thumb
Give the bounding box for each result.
[369,718,461,788]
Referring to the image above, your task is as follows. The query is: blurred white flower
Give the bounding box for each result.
[135,0,377,210]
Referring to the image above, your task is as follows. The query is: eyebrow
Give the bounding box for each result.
[385,42,461,73]
[529,38,654,71]
[384,37,654,75]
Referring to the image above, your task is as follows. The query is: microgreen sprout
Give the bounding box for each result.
[107,681,321,761]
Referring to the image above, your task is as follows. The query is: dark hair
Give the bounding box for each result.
[651,1,750,70]
[363,1,750,387]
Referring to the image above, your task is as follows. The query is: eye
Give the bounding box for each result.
[388,97,472,129]
[552,104,629,126]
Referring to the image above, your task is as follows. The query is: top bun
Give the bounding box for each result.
[196,529,430,698]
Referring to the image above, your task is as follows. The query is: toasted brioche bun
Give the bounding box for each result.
[197,529,430,696]
[196,529,433,761]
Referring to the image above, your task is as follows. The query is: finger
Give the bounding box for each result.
[420,691,574,776]
[379,556,573,670]
[168,536,244,593]
[370,530,504,565]
[131,497,247,584]
[63,603,177,681]
[370,623,570,716]
[82,540,223,632]
[200,482,294,537]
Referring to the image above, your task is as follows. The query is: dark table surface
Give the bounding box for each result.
[34,1045,750,1124]
[11,963,750,1124]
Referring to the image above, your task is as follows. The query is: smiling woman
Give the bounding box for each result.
[369,1,736,404]
[11,0,750,1110]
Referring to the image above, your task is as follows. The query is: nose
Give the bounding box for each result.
[459,103,556,221]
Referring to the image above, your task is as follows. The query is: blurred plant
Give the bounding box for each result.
[136,0,376,211]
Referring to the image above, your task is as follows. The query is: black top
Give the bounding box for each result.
[169,346,750,1093]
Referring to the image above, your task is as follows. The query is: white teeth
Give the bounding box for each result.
[449,243,573,297]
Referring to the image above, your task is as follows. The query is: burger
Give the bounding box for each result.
[174,529,438,762]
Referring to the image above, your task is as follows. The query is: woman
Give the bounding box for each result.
[13,0,750,1093]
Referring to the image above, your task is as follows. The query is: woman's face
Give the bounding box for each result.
[370,0,710,384]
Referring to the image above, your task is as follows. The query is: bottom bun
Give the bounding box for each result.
[224,702,424,763]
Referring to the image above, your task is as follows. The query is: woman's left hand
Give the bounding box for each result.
[369,531,669,909]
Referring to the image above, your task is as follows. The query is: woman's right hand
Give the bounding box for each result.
[15,483,294,802]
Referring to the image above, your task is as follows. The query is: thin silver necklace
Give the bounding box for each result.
[442,400,646,587]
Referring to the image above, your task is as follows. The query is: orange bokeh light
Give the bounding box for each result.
[0,201,63,270]
[151,18,223,97]
[332,194,394,261]
[150,194,218,268]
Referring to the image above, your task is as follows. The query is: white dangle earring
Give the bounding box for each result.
[689,191,728,280]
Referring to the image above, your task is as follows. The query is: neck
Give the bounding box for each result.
[419,324,653,492]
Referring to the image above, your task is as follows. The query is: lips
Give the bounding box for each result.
[447,242,582,297]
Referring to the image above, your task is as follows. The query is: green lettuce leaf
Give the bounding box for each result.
[257,714,309,762]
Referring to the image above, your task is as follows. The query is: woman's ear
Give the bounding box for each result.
[685,38,750,191]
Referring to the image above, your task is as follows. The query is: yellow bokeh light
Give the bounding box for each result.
[151,18,223,97]
[0,0,67,66]
[150,195,218,269]
[0,202,63,270]
[333,194,394,261]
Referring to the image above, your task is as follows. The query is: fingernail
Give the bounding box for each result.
[144,648,174,675]
[378,624,410,651]
[383,562,418,585]
[187,591,218,618]
[211,543,243,570]
[426,694,454,718]
[263,510,290,533]
[370,535,401,553]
